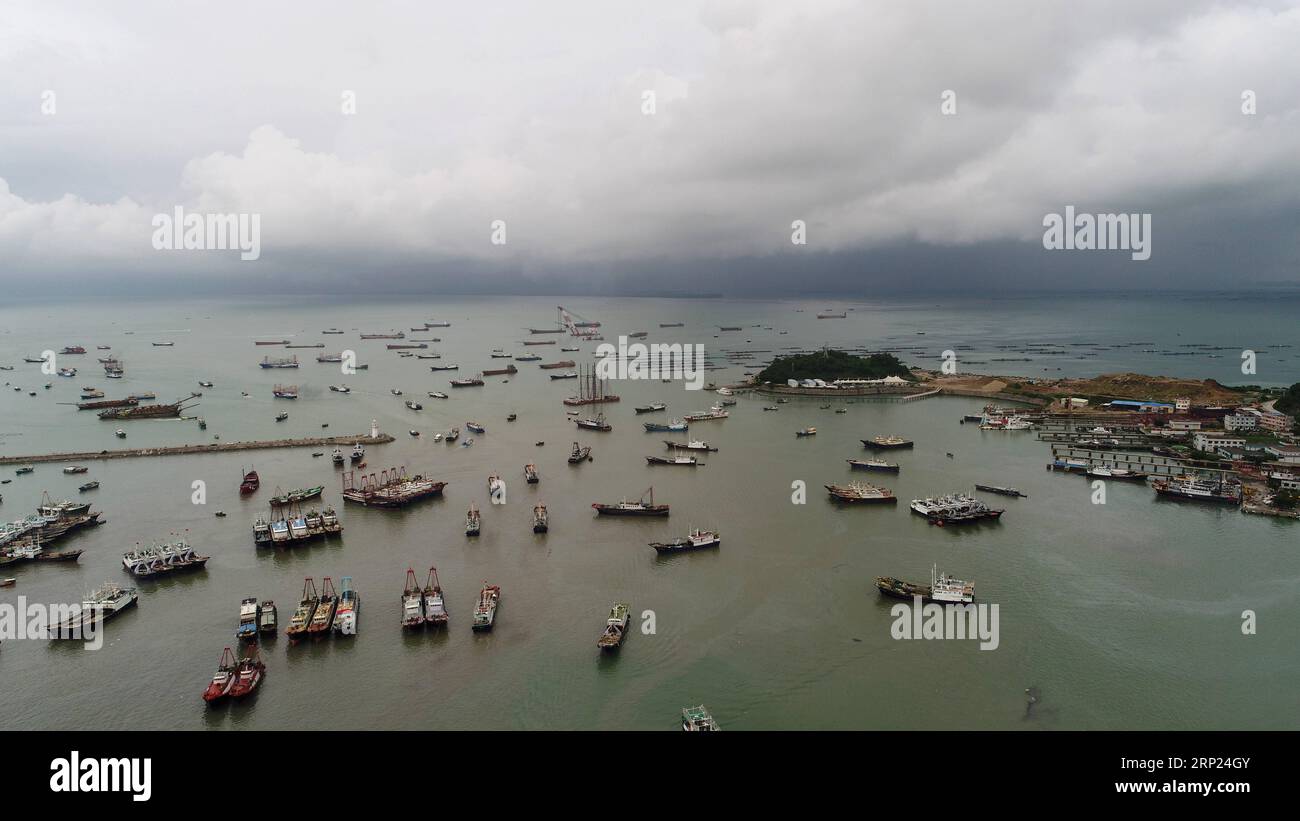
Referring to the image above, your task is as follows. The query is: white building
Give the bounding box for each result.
[1174,397,1191,412]
[1224,413,1258,432]
[1168,419,1202,431]
[1265,444,1300,464]
[1193,433,1245,453]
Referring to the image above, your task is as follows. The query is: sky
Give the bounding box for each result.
[1,0,1298,296]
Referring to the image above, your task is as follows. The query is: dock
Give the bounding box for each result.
[0,433,395,465]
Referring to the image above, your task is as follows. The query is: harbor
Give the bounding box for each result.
[0,293,1297,732]
[0,431,396,464]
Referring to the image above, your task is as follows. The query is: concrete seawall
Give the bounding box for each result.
[0,433,396,465]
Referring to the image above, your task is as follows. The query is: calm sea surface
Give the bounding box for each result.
[1,293,1297,730]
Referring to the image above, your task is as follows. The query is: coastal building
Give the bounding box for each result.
[1106,399,1175,414]
[833,376,909,387]
[1174,398,1191,412]
[1192,433,1245,454]
[1264,444,1300,464]
[1063,397,1089,409]
[1224,413,1259,432]
[1260,412,1294,433]
[1168,419,1202,431]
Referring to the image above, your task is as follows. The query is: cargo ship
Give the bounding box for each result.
[875,565,974,604]
[98,398,194,420]
[664,439,716,452]
[423,567,448,627]
[482,364,518,376]
[563,365,620,406]
[285,578,319,640]
[259,356,299,369]
[307,576,339,636]
[539,360,576,369]
[360,332,405,339]
[646,454,698,466]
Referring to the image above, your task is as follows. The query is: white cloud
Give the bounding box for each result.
[1,0,1298,284]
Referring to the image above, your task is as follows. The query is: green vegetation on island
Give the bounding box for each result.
[1275,382,1300,417]
[756,349,915,384]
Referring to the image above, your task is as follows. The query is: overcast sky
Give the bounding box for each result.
[2,0,1298,295]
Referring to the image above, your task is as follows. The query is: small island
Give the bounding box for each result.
[755,349,915,384]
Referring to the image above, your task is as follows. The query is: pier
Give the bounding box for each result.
[0,432,395,465]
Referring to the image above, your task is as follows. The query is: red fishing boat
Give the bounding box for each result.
[227,648,266,699]
[239,467,260,495]
[202,647,239,704]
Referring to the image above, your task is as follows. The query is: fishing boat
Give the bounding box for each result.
[202,648,239,704]
[684,408,728,422]
[646,455,699,466]
[487,474,504,501]
[824,482,898,503]
[14,465,35,475]
[1085,466,1149,481]
[847,459,900,473]
[427,391,448,399]
[550,372,579,381]
[643,419,688,432]
[272,384,299,400]
[649,528,721,553]
[227,649,266,699]
[239,468,260,495]
[911,494,1004,525]
[796,427,817,437]
[405,400,423,411]
[875,564,975,604]
[236,597,259,640]
[52,582,138,639]
[401,568,425,629]
[1151,474,1242,505]
[333,576,359,635]
[0,578,15,588]
[331,447,345,465]
[635,403,667,414]
[430,364,460,371]
[507,413,517,422]
[575,413,611,432]
[664,440,716,452]
[63,465,89,474]
[524,464,539,484]
[532,504,548,533]
[268,486,324,506]
[861,436,914,450]
[466,421,486,434]
[563,365,620,406]
[305,574,338,639]
[682,705,720,731]
[593,487,669,516]
[974,484,1026,497]
[80,389,105,400]
[285,578,319,640]
[258,601,278,636]
[351,442,365,461]
[341,467,445,508]
[472,582,500,632]
[596,603,630,651]
[449,376,484,387]
[275,412,289,422]
[423,567,448,627]
[466,503,481,536]
[568,442,592,463]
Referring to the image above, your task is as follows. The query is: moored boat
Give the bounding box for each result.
[532,503,548,533]
[202,648,239,704]
[825,482,898,503]
[596,602,630,651]
[239,468,260,495]
[236,597,259,640]
[795,427,817,437]
[682,705,719,731]
[1151,474,1242,505]
[664,440,716,452]
[593,487,669,516]
[861,436,914,450]
[974,484,1026,497]
[401,568,425,629]
[875,564,975,604]
[635,403,667,414]
[466,503,481,536]
[649,528,720,553]
[258,601,278,636]
[568,442,592,463]
[307,577,338,636]
[285,578,319,640]
[847,458,900,473]
[423,567,448,627]
[333,576,359,635]
[646,455,699,466]
[227,649,266,699]
[471,582,500,631]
